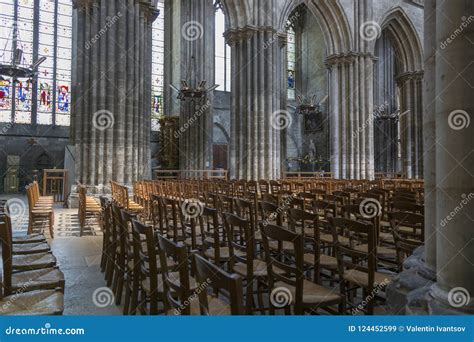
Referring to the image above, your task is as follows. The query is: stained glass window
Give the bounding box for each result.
[0,0,72,126]
[151,0,165,131]
[287,26,296,100]
[215,6,230,92]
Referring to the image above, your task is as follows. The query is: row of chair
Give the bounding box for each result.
[25,181,55,238]
[98,179,424,315]
[0,200,65,315]
[77,184,101,236]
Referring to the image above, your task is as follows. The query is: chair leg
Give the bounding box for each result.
[123,278,131,315]
[49,213,54,239]
[115,269,124,305]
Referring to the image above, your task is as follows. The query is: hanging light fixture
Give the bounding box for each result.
[289,94,328,116]
[169,56,218,101]
[0,20,46,83]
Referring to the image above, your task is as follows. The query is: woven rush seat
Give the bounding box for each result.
[0,289,64,316]
[303,253,338,269]
[274,280,342,306]
[12,241,50,255]
[343,269,393,288]
[12,252,56,271]
[11,267,65,292]
[12,233,47,244]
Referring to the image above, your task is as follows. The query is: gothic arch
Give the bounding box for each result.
[378,7,423,73]
[279,0,353,55]
[213,122,231,144]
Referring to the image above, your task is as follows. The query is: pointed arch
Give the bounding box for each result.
[378,7,423,73]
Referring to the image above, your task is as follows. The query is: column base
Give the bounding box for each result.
[386,246,436,314]
[428,284,474,315]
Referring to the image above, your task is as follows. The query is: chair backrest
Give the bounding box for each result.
[233,198,256,227]
[162,197,185,242]
[391,201,424,215]
[157,234,192,314]
[389,211,424,241]
[312,199,336,219]
[193,253,243,315]
[131,219,161,297]
[259,200,284,226]
[222,213,254,277]
[198,207,224,262]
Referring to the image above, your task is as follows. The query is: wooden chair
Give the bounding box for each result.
[26,184,54,238]
[199,207,229,266]
[287,208,338,283]
[193,253,244,315]
[329,217,393,315]
[0,221,64,296]
[77,184,101,236]
[223,212,267,314]
[131,219,165,315]
[162,198,186,243]
[260,223,343,315]
[0,287,64,315]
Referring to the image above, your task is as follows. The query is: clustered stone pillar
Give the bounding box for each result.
[388,0,474,314]
[397,71,424,178]
[163,0,215,172]
[327,52,375,180]
[225,27,284,180]
[430,0,474,313]
[72,0,157,189]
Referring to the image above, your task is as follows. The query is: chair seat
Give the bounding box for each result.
[354,244,396,257]
[379,231,394,243]
[303,253,338,269]
[320,233,350,245]
[0,289,64,315]
[189,294,231,315]
[274,280,342,306]
[268,240,295,251]
[12,241,50,255]
[11,267,65,292]
[12,252,57,271]
[233,259,267,277]
[12,234,47,244]
[204,247,245,260]
[343,269,393,288]
[31,208,53,214]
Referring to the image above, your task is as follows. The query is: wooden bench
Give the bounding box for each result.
[77,184,101,236]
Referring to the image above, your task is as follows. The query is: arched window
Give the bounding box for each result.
[0,0,72,125]
[215,5,230,92]
[287,25,296,100]
[151,0,164,131]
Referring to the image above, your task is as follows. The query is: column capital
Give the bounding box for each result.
[224,26,278,45]
[325,51,376,68]
[396,70,425,84]
[139,0,159,23]
[72,0,93,9]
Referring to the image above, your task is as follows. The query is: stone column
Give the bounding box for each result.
[225,27,284,180]
[327,53,375,180]
[430,0,474,313]
[72,0,157,190]
[397,71,424,179]
[163,0,215,173]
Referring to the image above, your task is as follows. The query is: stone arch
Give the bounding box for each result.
[213,122,231,144]
[279,0,353,55]
[378,7,423,73]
